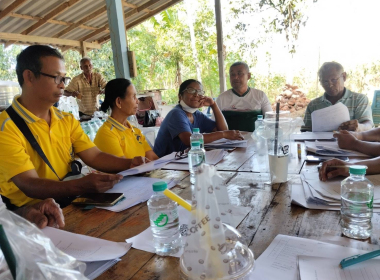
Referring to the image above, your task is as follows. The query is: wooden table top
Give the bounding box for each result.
[62,133,380,280]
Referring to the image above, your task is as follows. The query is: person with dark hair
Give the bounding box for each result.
[94,79,159,161]
[64,57,107,117]
[0,45,144,211]
[153,79,243,157]
[302,61,373,131]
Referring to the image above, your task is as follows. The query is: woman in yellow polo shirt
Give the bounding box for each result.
[94,78,159,161]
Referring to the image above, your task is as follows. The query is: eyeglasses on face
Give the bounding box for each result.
[39,72,72,86]
[183,87,205,96]
[320,74,343,86]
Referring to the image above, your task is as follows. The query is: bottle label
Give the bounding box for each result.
[152,212,169,227]
[367,196,374,209]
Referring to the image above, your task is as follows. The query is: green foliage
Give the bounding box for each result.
[0,44,23,82]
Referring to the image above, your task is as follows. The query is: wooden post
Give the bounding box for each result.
[214,0,226,94]
[80,41,88,57]
[105,0,130,78]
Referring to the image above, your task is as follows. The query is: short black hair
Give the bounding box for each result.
[101,78,132,112]
[229,61,250,72]
[80,57,91,65]
[178,79,202,98]
[16,45,64,87]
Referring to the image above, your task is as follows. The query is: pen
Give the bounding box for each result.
[340,249,380,268]
[297,143,301,159]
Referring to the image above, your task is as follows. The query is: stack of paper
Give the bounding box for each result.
[204,138,247,148]
[250,234,380,280]
[291,171,380,212]
[291,132,335,141]
[42,227,131,280]
[311,102,350,132]
[305,141,368,157]
[163,149,227,170]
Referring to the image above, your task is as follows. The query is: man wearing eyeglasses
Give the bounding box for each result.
[64,57,107,117]
[0,45,143,215]
[302,62,373,132]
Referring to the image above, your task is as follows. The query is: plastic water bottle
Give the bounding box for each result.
[82,122,91,138]
[190,128,204,148]
[147,181,181,256]
[341,165,374,239]
[254,115,266,156]
[188,141,206,184]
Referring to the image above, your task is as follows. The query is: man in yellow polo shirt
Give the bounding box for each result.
[0,45,143,209]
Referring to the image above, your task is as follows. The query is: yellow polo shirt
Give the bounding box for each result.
[94,117,151,158]
[0,96,95,207]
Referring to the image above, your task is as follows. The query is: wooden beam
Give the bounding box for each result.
[53,6,107,38]
[124,0,160,19]
[0,32,101,49]
[9,12,97,30]
[79,23,109,42]
[122,1,137,8]
[80,41,88,57]
[0,0,28,21]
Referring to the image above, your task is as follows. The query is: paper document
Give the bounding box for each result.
[305,141,369,157]
[127,204,251,257]
[291,132,334,141]
[84,259,121,280]
[311,103,350,132]
[204,138,247,148]
[298,256,380,280]
[164,149,227,170]
[42,227,131,262]
[249,234,377,280]
[98,176,177,212]
[118,152,176,176]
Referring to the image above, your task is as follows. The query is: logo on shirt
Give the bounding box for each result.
[135,134,142,144]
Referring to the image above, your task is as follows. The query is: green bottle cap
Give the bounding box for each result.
[192,128,200,133]
[257,115,263,120]
[152,181,167,191]
[349,165,367,175]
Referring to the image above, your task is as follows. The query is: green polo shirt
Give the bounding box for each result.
[302,88,373,131]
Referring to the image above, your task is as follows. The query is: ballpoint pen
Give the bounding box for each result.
[340,249,380,268]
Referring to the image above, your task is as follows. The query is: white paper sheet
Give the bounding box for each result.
[117,152,176,176]
[97,176,178,212]
[311,103,350,132]
[298,256,380,280]
[249,234,375,280]
[204,139,248,148]
[42,227,131,262]
[126,204,251,257]
[291,132,335,141]
[84,259,121,280]
[304,141,368,157]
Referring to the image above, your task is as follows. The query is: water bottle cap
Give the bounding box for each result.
[192,128,200,133]
[349,165,367,175]
[257,115,263,120]
[152,181,167,191]
[191,141,200,147]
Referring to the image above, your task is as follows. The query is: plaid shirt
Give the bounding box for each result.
[65,72,107,115]
[302,88,373,131]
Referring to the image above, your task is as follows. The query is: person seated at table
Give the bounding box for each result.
[332,128,380,157]
[153,79,244,157]
[94,78,159,161]
[0,45,144,210]
[302,61,373,132]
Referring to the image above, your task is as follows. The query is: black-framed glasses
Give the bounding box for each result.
[183,87,205,96]
[39,72,71,86]
[320,74,343,86]
[175,150,188,160]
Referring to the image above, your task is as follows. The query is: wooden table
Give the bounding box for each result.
[63,134,380,279]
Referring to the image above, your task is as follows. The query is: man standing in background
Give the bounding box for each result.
[64,57,107,117]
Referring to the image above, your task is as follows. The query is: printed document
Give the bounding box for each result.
[311,103,350,132]
[164,149,227,170]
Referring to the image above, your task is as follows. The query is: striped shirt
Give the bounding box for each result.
[65,72,107,115]
[302,88,373,131]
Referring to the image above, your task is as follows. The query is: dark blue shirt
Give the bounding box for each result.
[153,104,216,157]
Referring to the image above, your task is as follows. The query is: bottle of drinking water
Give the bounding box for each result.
[188,141,205,184]
[82,122,91,138]
[190,128,204,148]
[341,165,374,239]
[254,115,266,156]
[148,181,181,256]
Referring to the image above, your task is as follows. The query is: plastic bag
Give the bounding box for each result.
[0,204,88,280]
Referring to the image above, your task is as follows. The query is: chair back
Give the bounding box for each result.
[222,110,262,132]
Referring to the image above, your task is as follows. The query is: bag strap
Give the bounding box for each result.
[6,106,62,181]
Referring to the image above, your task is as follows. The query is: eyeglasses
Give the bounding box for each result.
[175,150,188,160]
[183,87,205,96]
[320,74,343,86]
[39,72,71,86]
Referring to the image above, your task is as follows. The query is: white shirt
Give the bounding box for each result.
[216,87,272,114]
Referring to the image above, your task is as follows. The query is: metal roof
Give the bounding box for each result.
[0,0,182,51]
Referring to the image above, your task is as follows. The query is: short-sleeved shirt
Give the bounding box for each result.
[65,72,107,115]
[153,105,216,157]
[0,96,95,207]
[302,88,373,131]
[94,117,151,158]
[216,87,272,114]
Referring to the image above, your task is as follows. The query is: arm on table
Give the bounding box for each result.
[334,130,380,156]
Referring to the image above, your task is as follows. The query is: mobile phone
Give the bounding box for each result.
[306,155,349,163]
[72,193,124,206]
